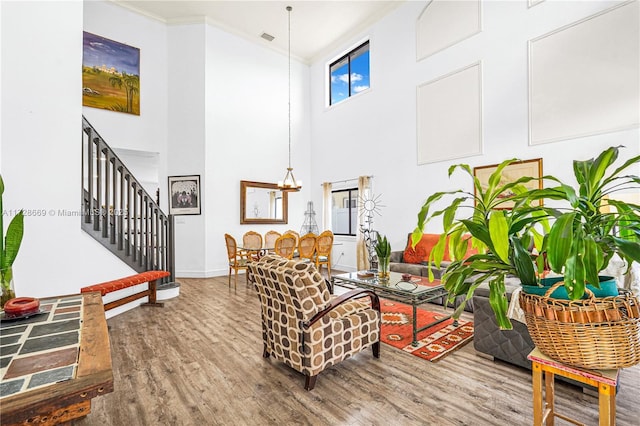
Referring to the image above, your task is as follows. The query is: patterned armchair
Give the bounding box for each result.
[249,255,381,390]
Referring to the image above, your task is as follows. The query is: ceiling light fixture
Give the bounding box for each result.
[278,5,301,193]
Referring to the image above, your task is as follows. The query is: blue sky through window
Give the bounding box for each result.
[350,51,370,94]
[330,42,369,105]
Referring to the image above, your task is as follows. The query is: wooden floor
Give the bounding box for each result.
[75,275,640,426]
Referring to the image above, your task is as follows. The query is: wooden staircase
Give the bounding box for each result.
[81,116,174,282]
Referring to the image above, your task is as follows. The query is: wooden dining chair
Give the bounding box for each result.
[243,230,263,260]
[264,230,281,253]
[298,233,317,263]
[314,230,334,277]
[274,234,297,259]
[284,230,299,247]
[224,234,249,288]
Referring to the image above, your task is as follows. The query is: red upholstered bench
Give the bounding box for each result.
[81,270,170,312]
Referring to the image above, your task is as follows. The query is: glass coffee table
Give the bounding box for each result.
[332,271,456,347]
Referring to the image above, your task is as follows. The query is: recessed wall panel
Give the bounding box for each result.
[417,0,481,61]
[417,63,483,164]
[529,1,640,145]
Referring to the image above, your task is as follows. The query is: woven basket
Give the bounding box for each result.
[519,281,640,370]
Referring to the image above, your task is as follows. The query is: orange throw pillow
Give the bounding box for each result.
[403,234,449,264]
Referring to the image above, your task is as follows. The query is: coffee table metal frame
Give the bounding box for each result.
[332,271,456,347]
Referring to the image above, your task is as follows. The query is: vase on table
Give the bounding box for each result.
[1,266,16,308]
[378,256,390,281]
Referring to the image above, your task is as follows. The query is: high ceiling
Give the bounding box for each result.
[112,0,403,63]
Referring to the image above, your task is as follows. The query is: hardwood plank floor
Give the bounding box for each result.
[75,276,640,425]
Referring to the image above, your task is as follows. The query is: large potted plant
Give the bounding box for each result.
[412,146,640,332]
[0,174,24,307]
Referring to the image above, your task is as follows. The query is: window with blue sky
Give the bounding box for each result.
[330,41,370,106]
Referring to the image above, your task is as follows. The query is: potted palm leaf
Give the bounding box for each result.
[0,174,24,307]
[413,146,640,330]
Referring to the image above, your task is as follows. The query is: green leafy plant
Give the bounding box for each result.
[375,233,392,276]
[0,174,24,306]
[532,146,640,299]
[375,233,392,260]
[412,159,546,329]
[412,146,640,330]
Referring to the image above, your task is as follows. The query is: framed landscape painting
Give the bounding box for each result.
[473,158,543,209]
[82,32,140,115]
[168,175,201,215]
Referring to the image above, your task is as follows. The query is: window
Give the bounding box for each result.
[329,41,370,106]
[331,188,358,236]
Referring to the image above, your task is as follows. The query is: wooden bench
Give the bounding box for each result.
[80,270,171,312]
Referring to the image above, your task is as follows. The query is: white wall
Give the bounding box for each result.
[166,23,207,277]
[200,22,311,277]
[81,3,312,279]
[2,0,636,291]
[163,19,311,277]
[1,0,135,298]
[308,0,639,270]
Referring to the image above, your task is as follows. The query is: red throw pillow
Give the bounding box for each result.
[403,234,447,264]
[403,240,427,264]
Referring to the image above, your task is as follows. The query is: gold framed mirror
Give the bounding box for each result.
[240,180,288,224]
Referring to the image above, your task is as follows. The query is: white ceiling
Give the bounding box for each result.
[111,0,404,63]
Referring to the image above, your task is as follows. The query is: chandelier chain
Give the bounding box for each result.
[287,5,292,169]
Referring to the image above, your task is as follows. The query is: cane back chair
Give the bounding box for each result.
[264,230,281,253]
[224,234,249,288]
[297,233,317,263]
[314,230,334,277]
[274,234,297,259]
[242,230,263,260]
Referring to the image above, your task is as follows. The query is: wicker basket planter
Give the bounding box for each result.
[519,281,640,370]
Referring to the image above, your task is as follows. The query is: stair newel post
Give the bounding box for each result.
[168,214,175,282]
[153,208,160,269]
[160,214,167,272]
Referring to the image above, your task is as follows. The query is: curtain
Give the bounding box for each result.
[322,182,332,231]
[356,176,371,271]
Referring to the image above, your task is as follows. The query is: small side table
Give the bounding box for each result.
[528,347,619,426]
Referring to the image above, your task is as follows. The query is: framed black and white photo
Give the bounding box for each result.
[168,175,201,215]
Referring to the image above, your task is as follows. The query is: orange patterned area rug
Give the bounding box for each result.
[380,299,474,362]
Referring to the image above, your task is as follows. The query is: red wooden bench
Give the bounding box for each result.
[80,270,171,312]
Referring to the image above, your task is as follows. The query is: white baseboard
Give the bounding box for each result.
[175,268,231,278]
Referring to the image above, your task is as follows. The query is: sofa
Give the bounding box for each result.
[472,280,534,369]
[389,233,476,312]
[473,259,640,371]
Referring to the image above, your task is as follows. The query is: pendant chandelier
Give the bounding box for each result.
[278,5,302,192]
